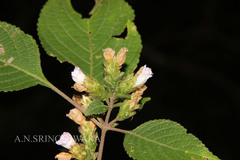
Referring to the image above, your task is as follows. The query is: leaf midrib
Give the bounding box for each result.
[127,125,205,159]
[87,19,93,76]
[0,59,49,87]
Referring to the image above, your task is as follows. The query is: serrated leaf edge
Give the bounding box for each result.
[124,119,219,160]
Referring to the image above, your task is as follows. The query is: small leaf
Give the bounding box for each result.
[139,97,151,109]
[38,0,142,81]
[0,21,50,92]
[85,100,108,116]
[124,119,220,160]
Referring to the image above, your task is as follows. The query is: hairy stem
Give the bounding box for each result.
[45,82,102,128]
[97,128,107,160]
[108,127,135,135]
[109,117,118,126]
[97,95,115,160]
[105,95,114,123]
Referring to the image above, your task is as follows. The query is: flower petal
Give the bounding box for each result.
[71,67,86,84]
[56,132,76,149]
[134,65,153,87]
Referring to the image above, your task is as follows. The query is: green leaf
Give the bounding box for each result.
[139,97,151,109]
[38,0,142,81]
[0,21,49,92]
[124,119,220,160]
[85,100,108,116]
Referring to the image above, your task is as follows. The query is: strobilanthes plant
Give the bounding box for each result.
[54,48,152,159]
[0,0,220,160]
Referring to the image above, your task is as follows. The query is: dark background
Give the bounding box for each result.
[0,0,239,159]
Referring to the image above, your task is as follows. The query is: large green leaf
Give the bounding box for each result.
[0,21,49,92]
[124,119,220,160]
[37,0,142,81]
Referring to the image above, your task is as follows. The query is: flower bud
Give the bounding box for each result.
[134,65,153,87]
[55,152,72,160]
[103,48,115,63]
[71,67,86,84]
[81,95,92,108]
[66,108,85,125]
[72,95,86,110]
[116,85,147,121]
[72,95,82,104]
[116,47,127,67]
[83,77,108,100]
[72,95,92,110]
[56,132,76,149]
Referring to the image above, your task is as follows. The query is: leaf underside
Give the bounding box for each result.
[38,0,142,81]
[0,21,48,92]
[85,100,108,116]
[124,119,220,160]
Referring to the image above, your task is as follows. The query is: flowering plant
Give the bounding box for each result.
[54,48,153,159]
[0,0,220,160]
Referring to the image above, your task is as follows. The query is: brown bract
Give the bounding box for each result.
[103,48,115,63]
[55,152,72,160]
[135,66,144,77]
[126,85,147,110]
[66,108,85,125]
[72,95,82,105]
[132,85,147,101]
[73,83,88,92]
[117,47,128,67]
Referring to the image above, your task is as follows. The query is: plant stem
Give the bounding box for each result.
[107,127,135,135]
[105,107,112,124]
[97,128,107,160]
[109,117,118,126]
[45,81,103,128]
[97,95,115,160]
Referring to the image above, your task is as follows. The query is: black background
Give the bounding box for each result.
[0,0,239,159]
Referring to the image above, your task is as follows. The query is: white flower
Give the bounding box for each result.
[71,67,86,84]
[56,132,76,149]
[134,65,153,87]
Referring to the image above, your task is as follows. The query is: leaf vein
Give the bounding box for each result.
[61,1,90,52]
[61,0,88,34]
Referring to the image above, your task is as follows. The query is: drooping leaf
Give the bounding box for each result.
[0,21,50,92]
[38,0,142,81]
[124,119,220,160]
[85,100,108,116]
